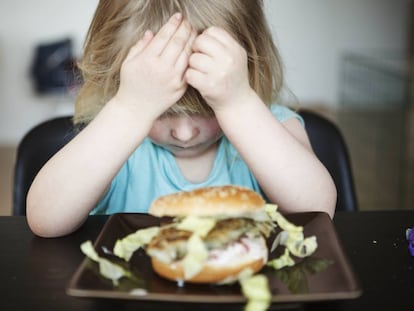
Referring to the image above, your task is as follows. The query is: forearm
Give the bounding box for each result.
[27,15,197,237]
[215,92,336,217]
[27,99,154,237]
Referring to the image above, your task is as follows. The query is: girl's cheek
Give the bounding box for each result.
[148,122,167,143]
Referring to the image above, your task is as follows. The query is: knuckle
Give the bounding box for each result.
[223,55,235,68]
[170,75,183,87]
[205,26,218,34]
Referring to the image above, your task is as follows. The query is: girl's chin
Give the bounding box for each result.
[169,147,207,158]
[166,142,217,158]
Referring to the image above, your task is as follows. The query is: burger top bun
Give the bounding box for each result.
[149,185,265,217]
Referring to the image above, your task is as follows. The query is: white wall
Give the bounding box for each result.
[0,0,98,145]
[0,0,410,145]
[265,0,410,105]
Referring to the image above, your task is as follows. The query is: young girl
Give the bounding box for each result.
[27,0,336,237]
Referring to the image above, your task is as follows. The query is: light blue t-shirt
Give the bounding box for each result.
[92,104,302,214]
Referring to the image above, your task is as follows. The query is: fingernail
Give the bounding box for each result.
[173,12,182,21]
[143,30,152,38]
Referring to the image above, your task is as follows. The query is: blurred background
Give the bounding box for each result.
[0,0,412,215]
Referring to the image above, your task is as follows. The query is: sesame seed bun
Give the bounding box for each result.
[149,185,265,218]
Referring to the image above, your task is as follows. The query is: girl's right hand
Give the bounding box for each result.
[115,13,196,121]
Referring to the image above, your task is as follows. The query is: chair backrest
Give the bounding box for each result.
[13,116,76,215]
[299,110,358,211]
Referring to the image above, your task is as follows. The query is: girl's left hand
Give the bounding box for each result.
[185,27,252,113]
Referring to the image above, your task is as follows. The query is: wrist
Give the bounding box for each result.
[104,97,155,133]
[213,88,260,122]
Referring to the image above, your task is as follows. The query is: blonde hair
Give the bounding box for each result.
[74,0,284,125]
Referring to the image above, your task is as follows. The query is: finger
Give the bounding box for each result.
[185,29,198,59]
[202,26,235,47]
[185,67,207,90]
[125,30,154,61]
[188,52,213,74]
[147,13,183,55]
[192,30,224,57]
[161,19,193,63]
[175,29,197,71]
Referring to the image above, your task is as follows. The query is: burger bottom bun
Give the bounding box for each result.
[151,256,266,284]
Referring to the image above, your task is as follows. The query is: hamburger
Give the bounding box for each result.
[81,185,318,290]
[144,185,275,284]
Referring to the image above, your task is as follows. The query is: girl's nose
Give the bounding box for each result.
[170,117,200,143]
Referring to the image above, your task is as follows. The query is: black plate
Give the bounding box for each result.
[67,212,362,303]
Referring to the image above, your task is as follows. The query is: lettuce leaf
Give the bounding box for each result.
[81,240,129,285]
[113,226,159,261]
[240,274,271,311]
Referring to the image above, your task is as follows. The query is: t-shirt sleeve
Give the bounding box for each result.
[89,158,131,215]
[270,104,304,126]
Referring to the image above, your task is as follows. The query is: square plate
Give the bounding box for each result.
[67,212,362,303]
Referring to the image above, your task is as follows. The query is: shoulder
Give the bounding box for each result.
[270,104,304,126]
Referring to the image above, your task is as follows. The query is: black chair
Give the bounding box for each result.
[13,116,76,215]
[299,110,358,211]
[13,111,357,215]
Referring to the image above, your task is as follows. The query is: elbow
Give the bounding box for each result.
[313,163,337,219]
[324,179,337,219]
[26,212,56,238]
[26,202,60,238]
[299,174,337,219]
[26,191,80,238]
[27,217,57,238]
[26,182,54,237]
[27,212,81,238]
[26,190,46,237]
